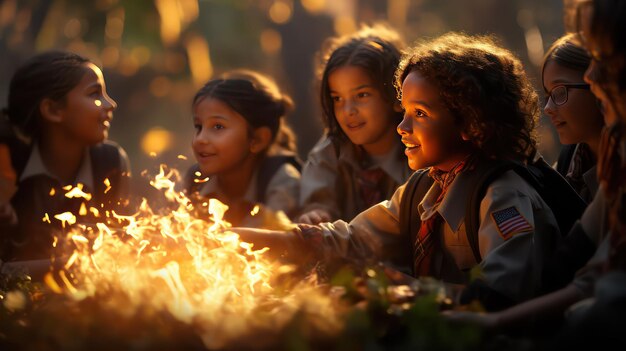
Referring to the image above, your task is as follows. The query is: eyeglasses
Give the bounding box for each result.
[545,84,590,106]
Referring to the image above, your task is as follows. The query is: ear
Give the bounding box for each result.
[461,131,471,141]
[39,98,65,123]
[392,101,403,113]
[249,126,272,154]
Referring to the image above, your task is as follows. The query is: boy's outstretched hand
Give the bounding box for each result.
[298,209,331,225]
[229,227,298,254]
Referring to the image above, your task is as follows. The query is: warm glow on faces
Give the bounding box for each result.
[191,97,255,176]
[543,60,603,146]
[397,71,470,171]
[58,63,117,145]
[328,65,399,155]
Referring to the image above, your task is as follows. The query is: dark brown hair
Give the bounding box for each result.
[193,69,297,153]
[395,32,539,162]
[5,51,90,140]
[542,33,591,79]
[317,24,404,143]
[585,0,626,92]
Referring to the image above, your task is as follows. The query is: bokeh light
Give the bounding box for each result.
[269,0,292,24]
[141,127,174,156]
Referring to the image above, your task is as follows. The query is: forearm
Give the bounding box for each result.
[491,283,585,333]
[232,227,301,254]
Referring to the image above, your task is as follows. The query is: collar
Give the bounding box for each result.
[19,143,94,189]
[418,167,473,232]
[337,140,410,183]
[583,164,599,195]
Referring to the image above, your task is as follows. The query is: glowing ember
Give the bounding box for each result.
[103,178,112,194]
[46,165,342,349]
[63,183,92,201]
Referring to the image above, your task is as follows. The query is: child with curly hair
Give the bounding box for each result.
[234,32,563,311]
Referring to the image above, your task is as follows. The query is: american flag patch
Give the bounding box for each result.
[491,206,533,240]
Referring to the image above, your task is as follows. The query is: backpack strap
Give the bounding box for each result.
[526,157,587,235]
[399,169,434,275]
[464,160,518,263]
[255,154,303,203]
[464,157,586,263]
[89,142,124,205]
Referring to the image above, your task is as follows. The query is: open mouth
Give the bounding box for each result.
[402,140,421,152]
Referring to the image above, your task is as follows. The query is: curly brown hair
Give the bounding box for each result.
[395,33,539,162]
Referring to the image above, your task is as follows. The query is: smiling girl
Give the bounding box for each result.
[185,70,301,227]
[0,50,130,260]
[298,24,411,224]
[543,33,604,202]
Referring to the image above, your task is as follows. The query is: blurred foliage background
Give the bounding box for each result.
[0,0,573,199]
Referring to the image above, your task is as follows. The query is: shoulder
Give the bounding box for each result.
[483,169,540,201]
[308,134,339,158]
[91,140,128,162]
[89,140,131,181]
[266,160,301,187]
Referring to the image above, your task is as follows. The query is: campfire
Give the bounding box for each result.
[0,165,479,351]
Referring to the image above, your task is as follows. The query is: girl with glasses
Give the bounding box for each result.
[444,1,626,348]
[543,33,605,202]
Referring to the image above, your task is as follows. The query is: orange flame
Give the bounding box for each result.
[46,164,341,348]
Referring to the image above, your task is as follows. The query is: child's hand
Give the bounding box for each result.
[298,209,331,225]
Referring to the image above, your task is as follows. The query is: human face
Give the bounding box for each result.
[59,63,117,145]
[328,65,399,155]
[543,60,604,146]
[578,0,625,125]
[397,71,470,171]
[192,97,255,176]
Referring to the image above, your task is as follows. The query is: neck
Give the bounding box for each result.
[216,156,259,200]
[433,149,474,173]
[361,125,398,156]
[39,131,86,184]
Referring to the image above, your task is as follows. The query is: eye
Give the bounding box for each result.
[212,123,225,130]
[415,109,427,118]
[193,124,201,133]
[356,91,370,99]
[331,95,341,103]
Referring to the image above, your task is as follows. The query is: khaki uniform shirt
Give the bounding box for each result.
[299,135,411,222]
[313,169,561,303]
[198,161,300,228]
